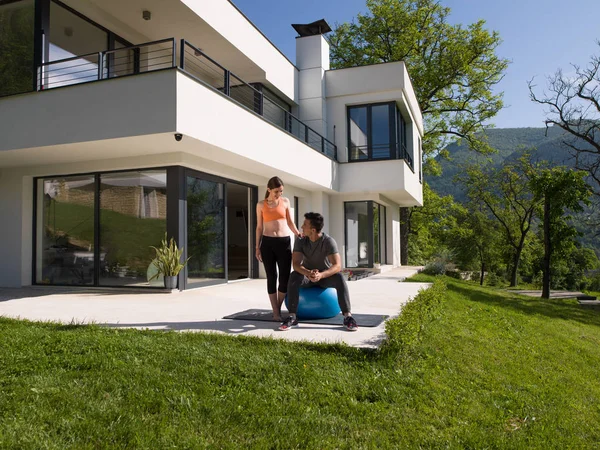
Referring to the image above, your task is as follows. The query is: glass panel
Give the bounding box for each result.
[227,183,250,280]
[36,175,95,285]
[99,171,167,287]
[187,177,225,287]
[46,1,108,87]
[345,202,369,268]
[371,104,391,159]
[348,107,368,161]
[0,0,35,97]
[263,96,287,129]
[107,38,134,78]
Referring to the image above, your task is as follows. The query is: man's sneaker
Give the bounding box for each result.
[343,316,358,331]
[278,316,298,331]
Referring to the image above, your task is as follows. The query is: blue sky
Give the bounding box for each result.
[232,0,599,129]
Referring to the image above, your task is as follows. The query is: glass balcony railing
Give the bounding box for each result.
[348,143,414,171]
[33,37,337,161]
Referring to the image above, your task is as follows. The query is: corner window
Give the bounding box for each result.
[347,102,413,170]
[344,201,386,268]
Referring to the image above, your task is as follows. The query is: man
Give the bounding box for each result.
[279,212,358,332]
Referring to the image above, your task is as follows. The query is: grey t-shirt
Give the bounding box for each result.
[293,233,339,271]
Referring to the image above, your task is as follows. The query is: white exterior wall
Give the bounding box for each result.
[180,0,297,100]
[0,150,327,287]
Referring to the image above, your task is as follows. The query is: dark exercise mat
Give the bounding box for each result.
[223,309,389,327]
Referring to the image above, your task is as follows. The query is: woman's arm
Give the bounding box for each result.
[284,198,301,237]
[255,202,263,262]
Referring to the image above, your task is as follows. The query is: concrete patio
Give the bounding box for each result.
[0,267,428,349]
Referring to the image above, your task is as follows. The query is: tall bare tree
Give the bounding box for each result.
[529,42,600,194]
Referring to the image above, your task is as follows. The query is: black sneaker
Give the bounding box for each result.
[343,316,358,331]
[278,316,298,331]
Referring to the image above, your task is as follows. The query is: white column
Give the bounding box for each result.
[296,35,329,138]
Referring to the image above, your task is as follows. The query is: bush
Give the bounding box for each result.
[382,278,446,360]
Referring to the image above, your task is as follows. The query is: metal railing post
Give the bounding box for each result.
[180,39,186,70]
[304,125,308,144]
[97,52,104,80]
[172,39,177,68]
[223,70,230,96]
[321,136,325,154]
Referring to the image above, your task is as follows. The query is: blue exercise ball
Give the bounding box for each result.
[285,286,341,319]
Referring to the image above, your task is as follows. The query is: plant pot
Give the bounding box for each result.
[164,275,178,290]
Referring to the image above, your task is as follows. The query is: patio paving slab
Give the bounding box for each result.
[0,267,428,349]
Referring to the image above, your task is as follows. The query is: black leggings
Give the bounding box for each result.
[260,236,292,294]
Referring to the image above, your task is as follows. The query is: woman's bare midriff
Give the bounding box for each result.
[262,218,291,237]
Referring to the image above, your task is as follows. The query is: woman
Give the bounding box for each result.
[256,176,301,321]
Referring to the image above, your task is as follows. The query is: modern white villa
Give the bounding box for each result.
[0,0,423,290]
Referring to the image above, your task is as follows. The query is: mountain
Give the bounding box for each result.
[427,126,575,201]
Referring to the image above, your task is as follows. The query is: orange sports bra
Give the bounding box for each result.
[262,200,286,222]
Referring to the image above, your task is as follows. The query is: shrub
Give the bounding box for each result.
[382,278,446,360]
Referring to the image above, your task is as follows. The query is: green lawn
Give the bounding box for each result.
[1,276,600,448]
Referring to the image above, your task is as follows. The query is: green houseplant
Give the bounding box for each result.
[149,234,190,289]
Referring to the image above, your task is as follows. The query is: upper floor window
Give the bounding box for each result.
[347,102,413,170]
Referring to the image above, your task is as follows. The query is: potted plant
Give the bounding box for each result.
[149,234,190,289]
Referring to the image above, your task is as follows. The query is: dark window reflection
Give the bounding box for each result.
[99,171,167,287]
[37,176,95,285]
[186,176,225,287]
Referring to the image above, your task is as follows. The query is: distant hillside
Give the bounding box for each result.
[427,126,575,202]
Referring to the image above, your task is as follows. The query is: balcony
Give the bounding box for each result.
[33,37,336,160]
[348,143,414,171]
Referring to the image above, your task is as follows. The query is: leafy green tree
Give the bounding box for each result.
[447,203,503,285]
[459,152,540,287]
[407,182,459,264]
[329,0,508,164]
[329,0,509,263]
[528,166,592,298]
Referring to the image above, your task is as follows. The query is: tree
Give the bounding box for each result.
[329,0,509,263]
[406,182,460,264]
[528,166,592,298]
[529,42,600,194]
[459,153,539,287]
[330,0,508,163]
[448,203,503,285]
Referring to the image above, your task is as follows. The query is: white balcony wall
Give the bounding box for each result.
[176,71,335,191]
[338,160,422,206]
[0,70,177,154]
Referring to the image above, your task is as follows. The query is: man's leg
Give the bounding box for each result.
[317,273,351,314]
[318,273,358,331]
[279,271,311,330]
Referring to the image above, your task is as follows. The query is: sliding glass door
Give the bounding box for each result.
[344,201,386,268]
[186,174,225,288]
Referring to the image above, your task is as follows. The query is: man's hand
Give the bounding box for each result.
[309,269,322,282]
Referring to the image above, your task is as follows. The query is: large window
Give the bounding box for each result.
[36,175,96,285]
[35,170,167,287]
[0,0,35,97]
[345,201,386,268]
[99,171,167,287]
[348,102,412,169]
